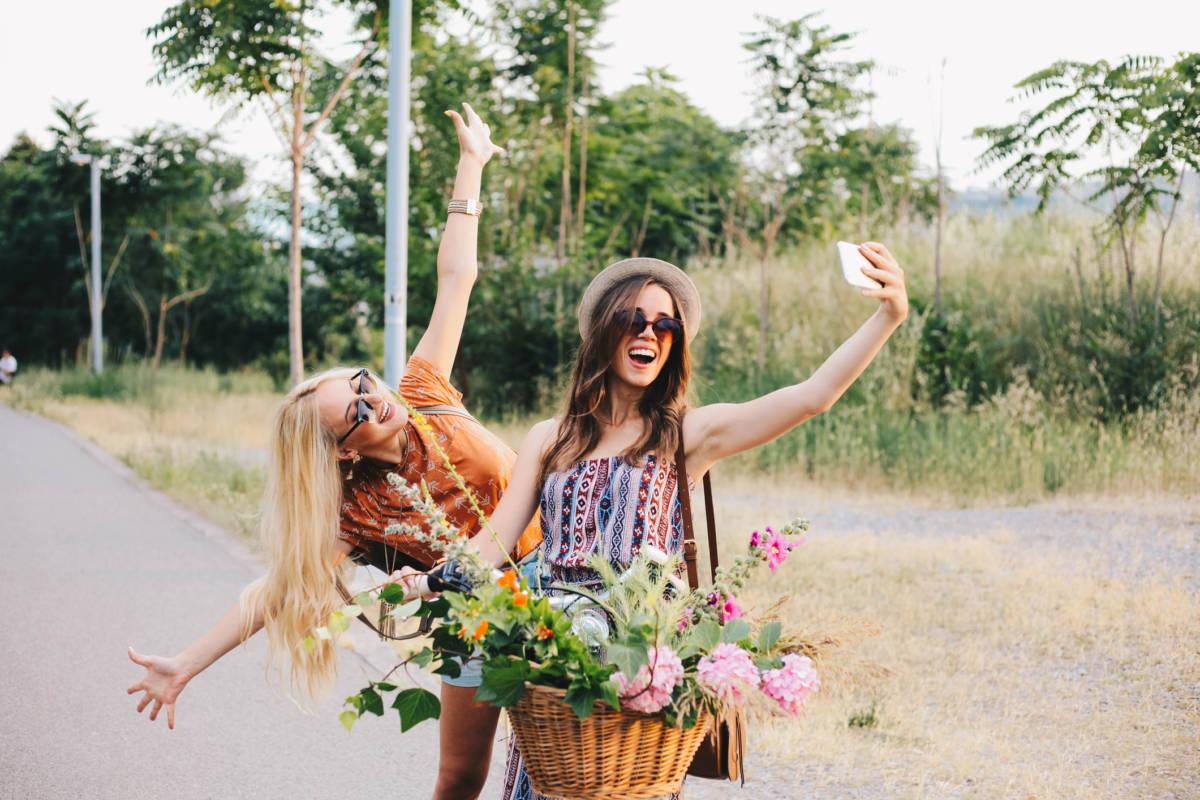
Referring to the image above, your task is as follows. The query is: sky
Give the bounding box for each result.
[2,0,1198,191]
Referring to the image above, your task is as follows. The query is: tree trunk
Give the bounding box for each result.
[557,0,576,265]
[1152,169,1185,330]
[288,60,306,387]
[575,70,590,249]
[126,283,153,357]
[757,247,770,379]
[153,294,168,370]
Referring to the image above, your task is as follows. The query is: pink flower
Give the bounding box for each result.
[720,595,743,623]
[614,646,685,714]
[765,527,800,571]
[678,607,694,632]
[761,654,820,715]
[705,591,721,607]
[749,529,762,549]
[696,643,761,705]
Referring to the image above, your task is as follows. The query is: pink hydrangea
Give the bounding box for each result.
[614,646,685,714]
[761,653,820,715]
[721,595,743,623]
[764,527,800,571]
[696,643,760,705]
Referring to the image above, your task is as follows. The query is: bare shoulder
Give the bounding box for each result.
[523,417,562,456]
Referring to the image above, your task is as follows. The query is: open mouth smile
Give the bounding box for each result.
[628,346,657,369]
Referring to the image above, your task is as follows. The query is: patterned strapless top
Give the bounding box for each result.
[537,452,687,587]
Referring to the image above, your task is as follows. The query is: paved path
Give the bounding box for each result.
[0,404,504,800]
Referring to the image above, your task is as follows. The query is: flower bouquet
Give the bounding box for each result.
[323,473,820,799]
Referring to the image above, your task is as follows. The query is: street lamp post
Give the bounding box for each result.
[70,154,103,374]
[383,0,412,387]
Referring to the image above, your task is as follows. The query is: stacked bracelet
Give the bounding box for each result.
[447,199,484,217]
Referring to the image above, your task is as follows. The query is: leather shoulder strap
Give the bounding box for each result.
[674,415,719,590]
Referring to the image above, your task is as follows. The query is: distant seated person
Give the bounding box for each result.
[0,349,17,385]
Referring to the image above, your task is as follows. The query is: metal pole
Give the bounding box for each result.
[90,160,103,374]
[383,0,412,387]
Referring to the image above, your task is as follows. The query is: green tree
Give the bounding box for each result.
[148,0,382,385]
[974,53,1200,330]
[736,13,874,377]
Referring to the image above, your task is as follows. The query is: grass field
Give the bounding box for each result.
[6,367,1197,798]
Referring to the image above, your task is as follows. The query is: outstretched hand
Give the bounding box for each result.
[445,101,505,167]
[126,646,191,731]
[857,242,908,323]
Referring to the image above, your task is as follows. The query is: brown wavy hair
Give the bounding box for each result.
[539,275,692,485]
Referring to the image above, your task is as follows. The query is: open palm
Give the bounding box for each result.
[126,646,190,730]
[446,101,505,166]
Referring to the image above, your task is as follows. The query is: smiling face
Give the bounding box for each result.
[609,283,679,390]
[314,369,409,459]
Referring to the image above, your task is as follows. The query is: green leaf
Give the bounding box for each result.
[757,620,782,652]
[391,688,441,733]
[339,709,358,732]
[721,619,752,644]
[564,681,601,719]
[378,584,408,604]
[360,687,384,716]
[371,682,398,693]
[387,598,422,620]
[302,636,316,652]
[691,618,722,651]
[409,648,435,668]
[607,641,649,679]
[600,677,622,711]
[475,659,530,707]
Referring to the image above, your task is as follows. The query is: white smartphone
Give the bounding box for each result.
[837,241,882,289]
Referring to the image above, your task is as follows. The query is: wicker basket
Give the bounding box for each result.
[506,683,711,800]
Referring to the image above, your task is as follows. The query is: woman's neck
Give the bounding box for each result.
[603,378,644,427]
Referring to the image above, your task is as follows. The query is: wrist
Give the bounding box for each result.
[457,154,486,171]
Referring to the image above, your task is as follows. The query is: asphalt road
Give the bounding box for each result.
[0,403,509,800]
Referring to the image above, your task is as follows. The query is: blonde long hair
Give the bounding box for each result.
[240,367,369,704]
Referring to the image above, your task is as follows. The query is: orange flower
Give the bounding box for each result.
[498,571,518,592]
[471,620,490,641]
[535,623,554,641]
[512,591,529,608]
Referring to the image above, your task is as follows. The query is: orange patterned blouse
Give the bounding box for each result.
[338,355,541,569]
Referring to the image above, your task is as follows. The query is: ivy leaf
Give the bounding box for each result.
[391,688,441,733]
[607,641,649,679]
[757,620,782,652]
[378,584,408,604]
[360,687,384,716]
[409,648,435,668]
[339,710,358,732]
[387,599,422,620]
[475,659,529,707]
[433,658,462,679]
[600,677,622,711]
[721,619,752,644]
[372,681,398,693]
[302,636,316,652]
[564,681,601,719]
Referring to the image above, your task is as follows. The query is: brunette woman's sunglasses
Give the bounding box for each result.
[337,368,377,445]
[616,309,682,340]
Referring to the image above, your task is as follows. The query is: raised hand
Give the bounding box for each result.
[857,242,909,323]
[126,646,191,730]
[445,101,506,167]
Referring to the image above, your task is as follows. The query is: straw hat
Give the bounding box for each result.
[576,257,702,340]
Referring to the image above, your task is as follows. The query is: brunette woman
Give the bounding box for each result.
[125,102,539,800]
[459,251,908,799]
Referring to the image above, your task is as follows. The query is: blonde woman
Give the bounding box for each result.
[125,102,539,800]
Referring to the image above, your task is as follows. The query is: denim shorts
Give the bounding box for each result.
[441,551,544,688]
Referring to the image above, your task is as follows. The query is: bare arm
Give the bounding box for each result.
[127,538,355,729]
[687,242,909,473]
[411,102,506,376]
[469,419,557,566]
